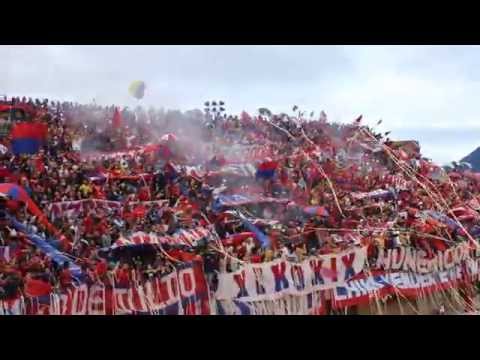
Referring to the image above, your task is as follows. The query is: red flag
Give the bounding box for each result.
[24,277,52,298]
[240,111,252,125]
[112,108,122,129]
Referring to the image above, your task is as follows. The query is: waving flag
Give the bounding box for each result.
[222,232,256,247]
[112,108,122,128]
[421,210,460,231]
[9,215,82,280]
[10,122,47,155]
[256,159,278,180]
[0,183,59,234]
[236,212,270,248]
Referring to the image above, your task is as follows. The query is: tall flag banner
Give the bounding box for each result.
[112,107,122,129]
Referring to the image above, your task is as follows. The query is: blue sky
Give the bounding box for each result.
[1,45,480,165]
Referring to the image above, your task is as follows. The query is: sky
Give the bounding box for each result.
[1,45,480,165]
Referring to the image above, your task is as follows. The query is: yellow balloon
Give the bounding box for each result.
[128,81,146,100]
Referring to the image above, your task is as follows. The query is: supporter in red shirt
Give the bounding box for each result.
[34,156,45,174]
[167,183,181,198]
[93,184,106,199]
[95,258,108,279]
[83,215,94,235]
[132,205,147,219]
[138,186,150,201]
[93,218,109,235]
[250,248,262,263]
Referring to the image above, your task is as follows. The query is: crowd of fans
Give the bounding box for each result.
[0,95,480,308]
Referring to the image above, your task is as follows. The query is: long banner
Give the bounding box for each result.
[333,258,480,309]
[215,247,367,302]
[16,261,210,315]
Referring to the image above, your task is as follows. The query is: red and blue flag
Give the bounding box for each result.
[10,122,47,155]
[256,159,278,180]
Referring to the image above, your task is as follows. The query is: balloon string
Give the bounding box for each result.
[299,127,345,218]
[286,226,457,245]
[359,127,479,249]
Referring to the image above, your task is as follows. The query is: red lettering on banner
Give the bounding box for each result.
[60,289,73,315]
[171,277,178,298]
[159,279,170,303]
[125,289,135,311]
[88,286,106,315]
[114,289,128,312]
[132,286,148,312]
[73,286,88,315]
[20,263,210,315]
[183,272,193,292]
[179,268,196,298]
[184,300,196,315]
[150,278,160,305]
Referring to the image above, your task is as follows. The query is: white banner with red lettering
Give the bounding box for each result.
[215,247,367,302]
[20,261,210,315]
